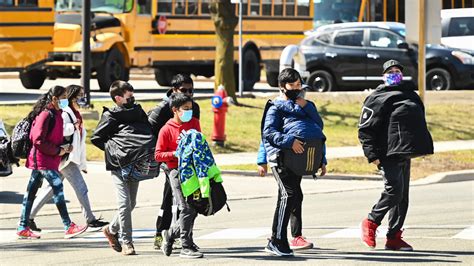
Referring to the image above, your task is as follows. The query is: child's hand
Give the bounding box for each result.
[319,164,327,176]
[257,164,268,177]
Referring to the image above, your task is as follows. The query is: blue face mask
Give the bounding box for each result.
[59,99,69,109]
[383,72,403,86]
[180,110,193,123]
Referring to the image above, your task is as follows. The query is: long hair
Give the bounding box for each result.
[66,84,83,111]
[27,86,66,121]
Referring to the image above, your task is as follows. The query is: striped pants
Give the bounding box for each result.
[271,166,303,241]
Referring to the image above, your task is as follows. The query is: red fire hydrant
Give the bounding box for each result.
[211,84,231,147]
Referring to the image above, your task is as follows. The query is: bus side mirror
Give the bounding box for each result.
[397,42,410,50]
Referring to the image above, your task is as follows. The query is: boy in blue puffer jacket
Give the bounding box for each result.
[257,68,327,257]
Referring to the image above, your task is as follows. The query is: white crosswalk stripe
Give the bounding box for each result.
[452,225,474,240]
[1,225,473,243]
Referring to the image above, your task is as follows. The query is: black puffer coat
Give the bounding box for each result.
[91,104,156,171]
[358,81,434,163]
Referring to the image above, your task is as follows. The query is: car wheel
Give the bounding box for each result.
[307,70,334,92]
[97,47,129,92]
[426,68,451,91]
[19,69,46,90]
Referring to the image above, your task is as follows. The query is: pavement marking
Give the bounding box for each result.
[196,227,271,240]
[452,225,474,240]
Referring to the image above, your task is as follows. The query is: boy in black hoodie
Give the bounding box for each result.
[91,81,156,256]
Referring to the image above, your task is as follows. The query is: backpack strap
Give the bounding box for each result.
[260,99,274,141]
[45,109,56,135]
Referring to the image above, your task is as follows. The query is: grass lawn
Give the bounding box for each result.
[1,94,473,162]
[219,150,474,180]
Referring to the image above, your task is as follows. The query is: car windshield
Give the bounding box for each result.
[55,0,133,13]
[445,17,474,37]
[313,0,361,28]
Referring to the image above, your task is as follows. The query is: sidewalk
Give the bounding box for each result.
[215,140,474,166]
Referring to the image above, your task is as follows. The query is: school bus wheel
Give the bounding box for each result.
[19,69,47,90]
[154,68,176,87]
[266,71,279,87]
[240,49,260,91]
[97,47,129,92]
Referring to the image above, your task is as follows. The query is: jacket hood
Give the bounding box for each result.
[165,118,182,129]
[105,104,146,123]
[273,98,306,117]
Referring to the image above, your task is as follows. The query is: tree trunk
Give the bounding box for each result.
[210,0,238,100]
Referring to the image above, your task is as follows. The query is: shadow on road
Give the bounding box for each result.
[0,191,24,204]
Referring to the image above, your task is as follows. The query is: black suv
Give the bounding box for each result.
[295,22,474,91]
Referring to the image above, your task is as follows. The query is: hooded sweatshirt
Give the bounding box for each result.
[155,117,201,169]
[26,106,63,171]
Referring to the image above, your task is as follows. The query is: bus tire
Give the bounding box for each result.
[426,68,451,91]
[154,68,174,87]
[19,69,46,90]
[97,47,128,92]
[266,71,279,87]
[240,49,260,91]
[307,70,334,92]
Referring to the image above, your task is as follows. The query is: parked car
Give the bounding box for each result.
[295,22,474,91]
[441,8,474,52]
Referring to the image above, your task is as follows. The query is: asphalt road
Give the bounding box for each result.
[1,180,472,265]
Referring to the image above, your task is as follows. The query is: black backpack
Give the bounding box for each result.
[11,110,55,159]
[186,179,230,216]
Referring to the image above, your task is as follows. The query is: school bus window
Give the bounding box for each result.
[175,0,184,14]
[297,0,309,16]
[0,0,13,6]
[18,0,38,6]
[188,0,197,15]
[262,0,271,15]
[285,0,295,16]
[138,0,152,14]
[201,0,210,14]
[241,0,248,16]
[250,0,260,15]
[157,0,172,14]
[274,0,283,16]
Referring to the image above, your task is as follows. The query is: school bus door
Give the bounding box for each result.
[134,0,153,66]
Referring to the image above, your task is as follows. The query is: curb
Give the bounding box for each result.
[412,169,474,186]
[221,170,381,181]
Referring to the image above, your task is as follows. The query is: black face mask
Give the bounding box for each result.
[284,89,301,101]
[123,96,135,109]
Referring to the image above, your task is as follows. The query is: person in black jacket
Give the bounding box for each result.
[91,81,156,256]
[147,74,200,250]
[359,60,433,251]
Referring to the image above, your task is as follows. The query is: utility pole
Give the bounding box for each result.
[238,0,243,97]
[81,0,91,106]
[418,0,426,102]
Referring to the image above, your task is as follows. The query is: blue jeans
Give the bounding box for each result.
[19,169,71,230]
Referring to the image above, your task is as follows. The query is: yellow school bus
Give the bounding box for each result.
[49,0,314,91]
[0,0,54,89]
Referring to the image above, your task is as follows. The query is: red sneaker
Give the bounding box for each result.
[385,230,413,251]
[17,227,40,239]
[289,236,314,250]
[64,222,88,239]
[361,218,378,248]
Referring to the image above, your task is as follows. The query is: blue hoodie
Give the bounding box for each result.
[257,97,327,165]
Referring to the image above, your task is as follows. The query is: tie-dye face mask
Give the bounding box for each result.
[383,72,403,86]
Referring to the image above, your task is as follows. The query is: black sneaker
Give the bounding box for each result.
[161,230,174,256]
[180,246,203,259]
[28,219,42,232]
[264,238,294,256]
[88,218,109,231]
